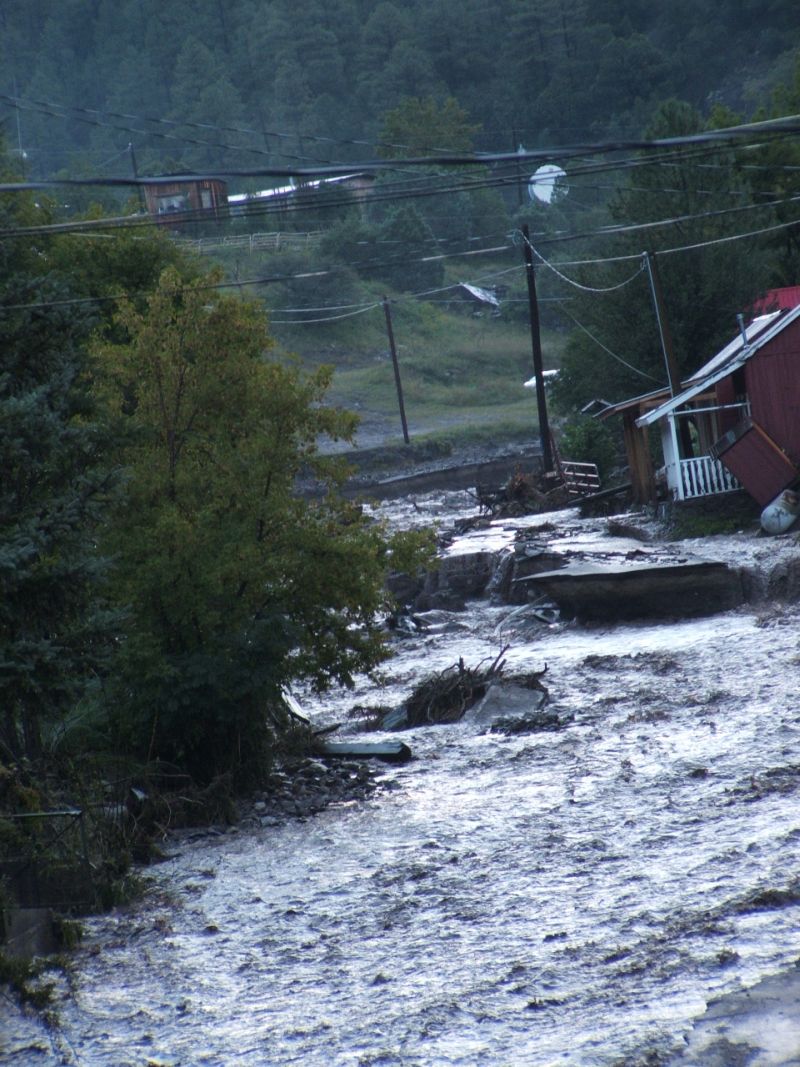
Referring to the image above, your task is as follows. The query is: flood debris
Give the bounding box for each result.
[477,470,570,518]
[486,709,569,736]
[318,740,412,764]
[375,651,553,732]
[401,648,509,726]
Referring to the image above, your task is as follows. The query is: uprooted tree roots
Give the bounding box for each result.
[404,648,509,726]
[478,470,570,518]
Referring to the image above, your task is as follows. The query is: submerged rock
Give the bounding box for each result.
[466,680,549,724]
[485,709,570,736]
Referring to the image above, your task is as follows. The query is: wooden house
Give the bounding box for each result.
[142,178,228,224]
[595,386,672,504]
[605,291,800,506]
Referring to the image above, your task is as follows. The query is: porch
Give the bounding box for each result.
[671,455,741,501]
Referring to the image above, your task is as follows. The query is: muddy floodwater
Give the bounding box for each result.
[6,498,800,1065]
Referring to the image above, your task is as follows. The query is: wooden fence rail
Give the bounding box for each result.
[561,460,601,497]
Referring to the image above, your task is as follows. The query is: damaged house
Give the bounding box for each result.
[601,288,800,507]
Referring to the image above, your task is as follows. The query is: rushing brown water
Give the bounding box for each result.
[5,499,800,1066]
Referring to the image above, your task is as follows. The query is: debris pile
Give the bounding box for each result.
[403,649,508,726]
[478,470,569,518]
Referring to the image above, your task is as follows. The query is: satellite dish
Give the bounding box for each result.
[528,164,567,204]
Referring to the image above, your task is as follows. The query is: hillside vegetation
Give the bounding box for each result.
[3,0,800,176]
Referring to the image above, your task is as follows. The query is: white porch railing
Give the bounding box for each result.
[676,455,740,500]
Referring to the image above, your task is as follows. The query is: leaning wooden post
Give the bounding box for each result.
[382,296,410,445]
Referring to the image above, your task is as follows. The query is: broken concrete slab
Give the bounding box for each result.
[521,557,745,622]
[671,963,800,1065]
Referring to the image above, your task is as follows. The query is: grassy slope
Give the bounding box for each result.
[206,243,568,447]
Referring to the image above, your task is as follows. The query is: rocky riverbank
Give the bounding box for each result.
[236,755,384,827]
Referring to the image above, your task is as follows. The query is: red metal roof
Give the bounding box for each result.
[752,286,800,314]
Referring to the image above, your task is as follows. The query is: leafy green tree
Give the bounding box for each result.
[378,96,479,157]
[551,100,774,413]
[0,167,118,760]
[46,219,195,333]
[373,204,444,293]
[167,37,248,170]
[741,57,800,285]
[357,3,438,115]
[374,96,508,250]
[94,268,397,783]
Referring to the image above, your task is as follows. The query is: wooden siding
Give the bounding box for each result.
[143,179,228,222]
[621,411,654,503]
[745,318,800,462]
[715,420,798,506]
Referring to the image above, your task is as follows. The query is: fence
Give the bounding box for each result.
[677,455,740,500]
[177,231,324,256]
[561,460,601,497]
[0,809,96,916]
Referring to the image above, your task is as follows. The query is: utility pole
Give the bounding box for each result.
[382,297,410,445]
[128,143,146,213]
[645,250,693,456]
[521,224,554,472]
[644,250,682,397]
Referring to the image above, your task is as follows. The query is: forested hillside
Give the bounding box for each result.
[2,0,800,176]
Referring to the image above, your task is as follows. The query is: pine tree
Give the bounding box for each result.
[0,163,118,759]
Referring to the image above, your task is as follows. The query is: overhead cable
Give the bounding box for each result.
[557,307,664,383]
[3,111,800,188]
[522,236,647,292]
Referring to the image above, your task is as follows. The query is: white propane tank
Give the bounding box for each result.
[760,488,800,534]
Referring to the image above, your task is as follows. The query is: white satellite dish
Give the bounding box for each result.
[528,164,567,204]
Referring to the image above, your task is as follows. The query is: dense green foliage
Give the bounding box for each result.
[93,269,396,781]
[3,0,800,178]
[0,137,427,784]
[3,5,800,786]
[0,181,119,760]
[549,100,784,412]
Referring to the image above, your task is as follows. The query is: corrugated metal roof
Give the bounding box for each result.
[228,173,372,205]
[459,283,500,307]
[752,286,800,313]
[594,385,671,419]
[682,311,781,385]
[636,307,800,427]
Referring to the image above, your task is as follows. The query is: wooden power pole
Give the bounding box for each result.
[382,297,410,445]
[521,224,554,472]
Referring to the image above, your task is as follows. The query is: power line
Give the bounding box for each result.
[4,155,798,242]
[558,306,663,383]
[0,91,463,162]
[525,238,647,292]
[3,112,800,190]
[270,302,382,325]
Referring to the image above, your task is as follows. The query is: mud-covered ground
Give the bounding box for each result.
[4,496,800,1066]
